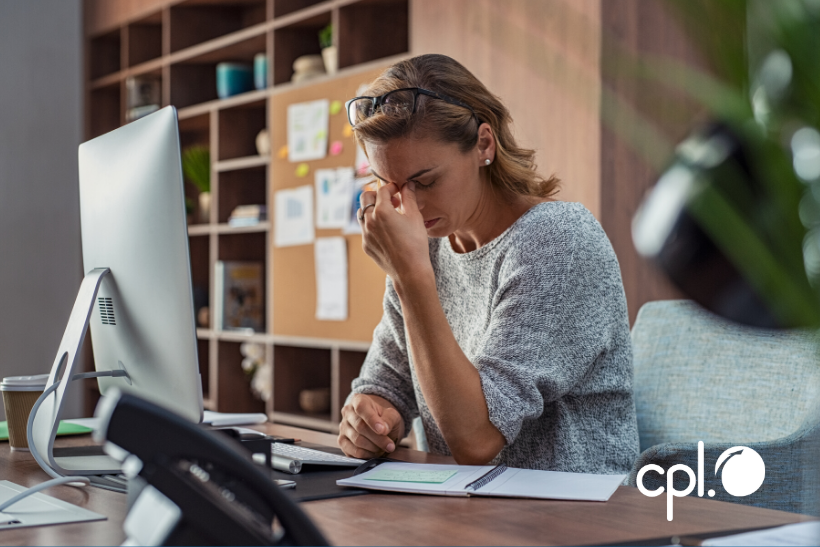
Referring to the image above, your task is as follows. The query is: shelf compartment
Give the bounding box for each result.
[272,10,331,85]
[273,0,328,18]
[273,345,332,420]
[198,338,211,400]
[218,231,267,261]
[338,0,408,70]
[170,34,267,109]
[218,168,267,223]
[170,0,268,54]
[218,100,267,160]
[189,234,211,328]
[126,12,163,67]
[90,29,121,80]
[179,111,210,228]
[179,112,211,148]
[217,232,268,332]
[216,341,266,412]
[88,81,121,139]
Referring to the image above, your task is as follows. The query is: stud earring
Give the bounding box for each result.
[484,159,491,166]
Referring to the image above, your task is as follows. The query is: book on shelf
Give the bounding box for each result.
[214,261,265,333]
[228,204,267,227]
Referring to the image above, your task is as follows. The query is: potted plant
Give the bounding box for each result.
[319,23,336,75]
[181,145,211,224]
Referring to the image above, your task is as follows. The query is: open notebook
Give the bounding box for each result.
[337,461,625,501]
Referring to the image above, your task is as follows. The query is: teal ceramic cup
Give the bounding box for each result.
[254,53,268,90]
[216,63,253,99]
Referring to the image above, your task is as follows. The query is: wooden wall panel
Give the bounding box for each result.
[600,0,699,322]
[270,66,389,341]
[410,0,602,217]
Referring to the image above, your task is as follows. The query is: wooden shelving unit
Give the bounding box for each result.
[84,0,409,431]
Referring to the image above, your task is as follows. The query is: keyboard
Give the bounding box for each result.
[271,443,365,474]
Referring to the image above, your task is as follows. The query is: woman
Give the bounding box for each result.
[338,54,639,473]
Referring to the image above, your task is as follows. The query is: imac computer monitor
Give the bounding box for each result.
[78,105,203,421]
[31,106,203,476]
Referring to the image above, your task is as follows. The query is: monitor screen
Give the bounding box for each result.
[77,106,203,424]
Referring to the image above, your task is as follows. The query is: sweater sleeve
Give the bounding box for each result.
[350,276,418,437]
[475,214,621,446]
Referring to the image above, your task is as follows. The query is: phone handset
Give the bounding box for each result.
[95,389,328,546]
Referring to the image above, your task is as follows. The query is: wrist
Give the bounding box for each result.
[392,268,435,301]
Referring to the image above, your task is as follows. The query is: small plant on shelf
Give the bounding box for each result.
[181,145,211,224]
[319,23,337,75]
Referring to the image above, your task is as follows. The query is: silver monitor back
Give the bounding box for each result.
[78,106,203,423]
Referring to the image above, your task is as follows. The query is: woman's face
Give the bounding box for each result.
[364,134,491,238]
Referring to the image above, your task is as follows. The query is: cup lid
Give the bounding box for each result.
[0,374,49,391]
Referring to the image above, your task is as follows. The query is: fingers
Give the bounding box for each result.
[358,190,377,224]
[376,181,399,206]
[338,420,382,459]
[359,190,376,208]
[352,396,390,438]
[336,399,398,457]
[399,180,419,216]
[381,407,405,441]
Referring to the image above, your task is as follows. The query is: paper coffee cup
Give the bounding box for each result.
[1,374,48,451]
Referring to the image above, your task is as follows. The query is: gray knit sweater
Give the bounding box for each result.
[351,201,639,474]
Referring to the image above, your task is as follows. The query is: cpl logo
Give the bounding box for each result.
[637,442,765,521]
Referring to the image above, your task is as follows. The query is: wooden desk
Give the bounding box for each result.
[1,424,813,546]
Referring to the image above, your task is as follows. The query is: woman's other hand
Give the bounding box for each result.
[359,181,433,284]
[338,393,405,459]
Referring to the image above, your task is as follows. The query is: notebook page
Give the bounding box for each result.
[337,462,494,496]
[475,468,625,501]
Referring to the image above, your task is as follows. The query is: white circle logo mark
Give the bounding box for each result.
[715,446,765,497]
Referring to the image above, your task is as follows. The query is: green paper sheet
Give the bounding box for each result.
[0,421,93,441]
[365,469,458,484]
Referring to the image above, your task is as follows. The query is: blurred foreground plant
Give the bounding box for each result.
[624,0,820,328]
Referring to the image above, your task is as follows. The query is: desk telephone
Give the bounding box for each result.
[96,389,328,546]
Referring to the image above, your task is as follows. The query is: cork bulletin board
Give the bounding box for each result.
[270,65,390,341]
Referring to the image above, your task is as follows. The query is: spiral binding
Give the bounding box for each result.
[465,464,507,492]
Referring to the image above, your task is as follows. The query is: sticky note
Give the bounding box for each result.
[342,125,353,138]
[330,141,343,156]
[278,145,289,159]
[329,100,342,115]
[365,469,458,484]
[295,163,310,177]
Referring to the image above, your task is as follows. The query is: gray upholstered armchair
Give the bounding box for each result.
[627,300,820,515]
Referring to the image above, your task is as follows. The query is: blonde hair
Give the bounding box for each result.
[352,54,559,199]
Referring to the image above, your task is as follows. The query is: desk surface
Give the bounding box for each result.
[0,423,813,546]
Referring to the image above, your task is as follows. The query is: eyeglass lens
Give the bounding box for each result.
[348,89,419,125]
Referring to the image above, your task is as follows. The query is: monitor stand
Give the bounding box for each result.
[29,267,127,478]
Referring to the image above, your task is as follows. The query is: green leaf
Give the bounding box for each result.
[182,145,210,194]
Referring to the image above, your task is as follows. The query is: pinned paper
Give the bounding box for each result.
[274,186,314,247]
[329,100,342,115]
[288,99,329,162]
[315,237,348,321]
[277,145,289,159]
[342,176,373,235]
[315,168,354,229]
[295,163,310,177]
[342,125,353,138]
[330,141,343,156]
